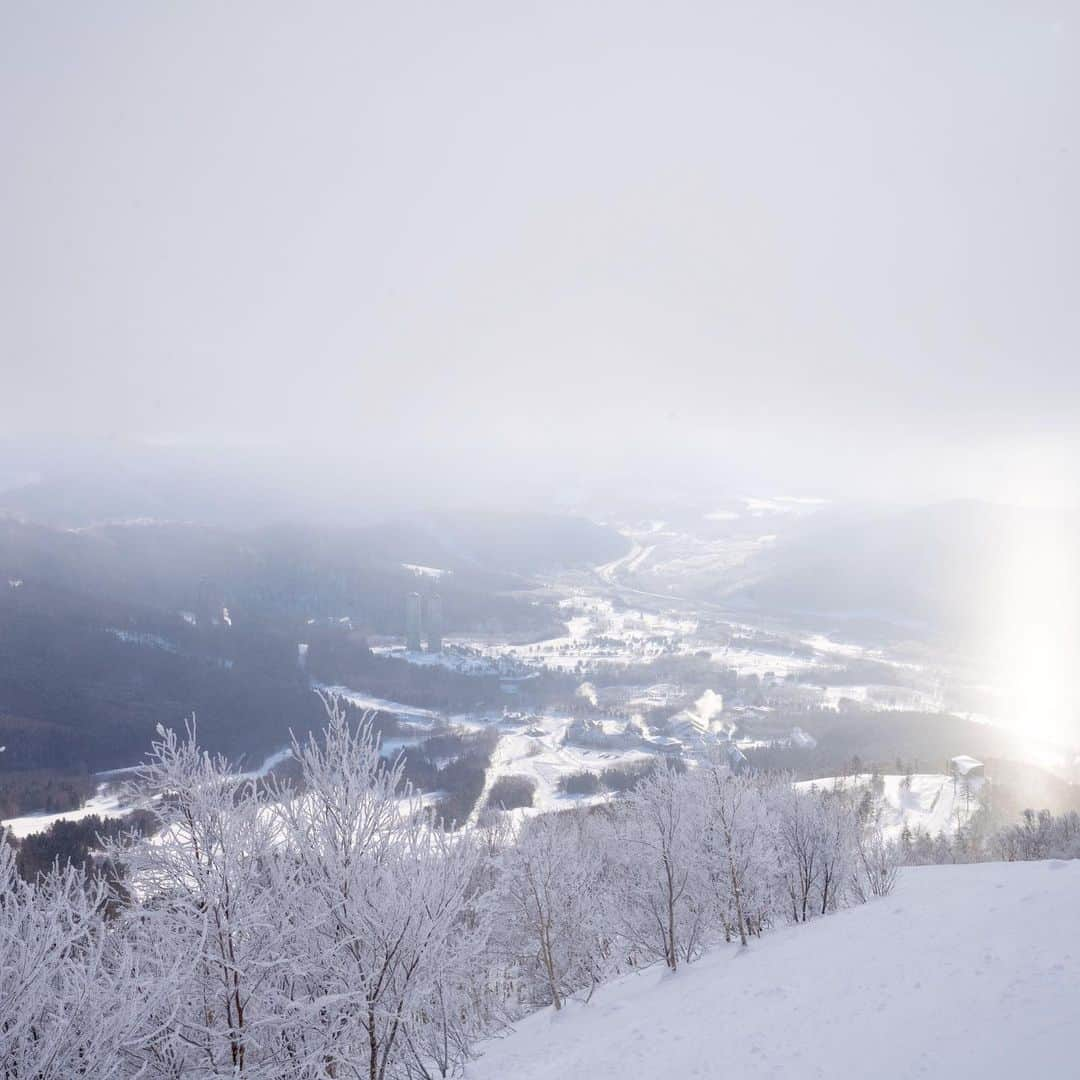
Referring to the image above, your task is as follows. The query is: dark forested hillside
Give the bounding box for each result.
[0,583,333,775]
[0,515,594,636]
[0,507,610,804]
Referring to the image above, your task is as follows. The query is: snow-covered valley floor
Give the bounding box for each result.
[466,860,1080,1080]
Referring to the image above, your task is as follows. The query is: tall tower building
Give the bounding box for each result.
[427,594,443,654]
[405,592,423,652]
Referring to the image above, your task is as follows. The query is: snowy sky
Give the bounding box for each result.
[2,2,1077,504]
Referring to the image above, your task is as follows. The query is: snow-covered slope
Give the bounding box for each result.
[795,773,982,840]
[1,784,127,840]
[466,860,1080,1080]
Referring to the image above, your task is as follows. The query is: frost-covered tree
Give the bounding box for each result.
[606,764,708,971]
[0,836,175,1078]
[815,793,858,914]
[772,785,824,924]
[99,703,488,1080]
[490,809,609,1010]
[268,701,484,1080]
[109,721,288,1076]
[852,822,900,900]
[993,808,1080,863]
[698,760,775,946]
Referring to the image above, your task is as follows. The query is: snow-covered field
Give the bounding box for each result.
[0,745,300,839]
[455,597,697,672]
[317,684,441,723]
[706,644,819,678]
[1,784,128,840]
[368,644,498,674]
[470,714,650,823]
[467,859,1080,1080]
[795,773,982,840]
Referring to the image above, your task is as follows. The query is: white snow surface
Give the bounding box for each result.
[1,785,127,840]
[467,859,1080,1080]
[401,563,448,580]
[369,645,497,674]
[794,773,982,840]
[471,714,650,824]
[317,684,440,723]
[1,746,297,839]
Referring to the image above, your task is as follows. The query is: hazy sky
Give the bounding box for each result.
[2,2,1077,504]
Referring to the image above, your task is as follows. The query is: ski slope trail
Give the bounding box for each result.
[467,860,1080,1080]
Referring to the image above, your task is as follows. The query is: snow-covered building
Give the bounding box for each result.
[564,716,642,750]
[565,716,603,746]
[669,712,713,744]
[644,735,683,755]
[667,691,725,746]
[614,683,685,710]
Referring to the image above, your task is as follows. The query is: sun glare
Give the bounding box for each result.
[991,512,1080,750]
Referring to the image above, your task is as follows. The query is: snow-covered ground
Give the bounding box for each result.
[794,773,983,840]
[368,644,499,674]
[707,644,820,678]
[469,714,650,824]
[801,631,869,659]
[317,684,441,723]
[1,745,300,839]
[1,785,128,840]
[467,859,1080,1080]
[458,596,697,672]
[107,629,178,652]
[401,563,448,580]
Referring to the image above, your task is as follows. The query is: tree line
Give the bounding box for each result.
[899,807,1080,865]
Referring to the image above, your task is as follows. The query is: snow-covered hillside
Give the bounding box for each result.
[2,783,127,840]
[466,860,1080,1080]
[467,714,649,823]
[795,772,983,840]
[1,746,296,839]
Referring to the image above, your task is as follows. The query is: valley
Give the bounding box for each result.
[8,499,1077,846]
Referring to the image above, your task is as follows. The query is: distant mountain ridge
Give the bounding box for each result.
[718,499,1080,637]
